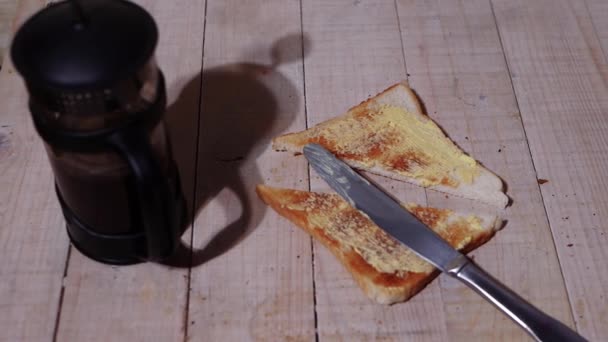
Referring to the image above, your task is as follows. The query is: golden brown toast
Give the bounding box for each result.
[273,83,509,208]
[256,185,502,304]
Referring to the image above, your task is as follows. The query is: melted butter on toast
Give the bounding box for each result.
[307,104,480,188]
[285,190,486,275]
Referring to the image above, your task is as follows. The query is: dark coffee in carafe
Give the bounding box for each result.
[11,0,186,264]
[45,121,170,235]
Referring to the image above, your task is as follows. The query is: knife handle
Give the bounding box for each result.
[452,261,586,342]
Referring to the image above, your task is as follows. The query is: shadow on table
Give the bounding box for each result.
[162,33,310,268]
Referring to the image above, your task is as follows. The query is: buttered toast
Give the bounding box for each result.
[273,83,508,208]
[256,185,502,304]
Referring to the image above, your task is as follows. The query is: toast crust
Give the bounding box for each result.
[273,83,509,208]
[256,185,500,304]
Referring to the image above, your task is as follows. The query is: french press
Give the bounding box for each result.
[10,0,186,264]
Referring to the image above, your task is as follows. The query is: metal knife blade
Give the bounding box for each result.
[303,143,587,342]
[303,143,466,273]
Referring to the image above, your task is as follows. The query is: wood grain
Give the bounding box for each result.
[54,1,205,341]
[585,0,608,58]
[0,0,17,67]
[396,0,576,340]
[0,0,17,66]
[186,0,314,341]
[302,0,453,340]
[492,0,608,340]
[0,1,67,341]
[0,0,42,68]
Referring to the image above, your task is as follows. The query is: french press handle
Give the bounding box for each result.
[110,126,178,261]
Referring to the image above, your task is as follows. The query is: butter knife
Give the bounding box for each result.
[303,143,585,342]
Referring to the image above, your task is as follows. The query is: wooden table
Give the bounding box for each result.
[1,0,607,341]
[0,0,17,62]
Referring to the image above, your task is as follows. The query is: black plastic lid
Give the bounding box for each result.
[11,0,158,91]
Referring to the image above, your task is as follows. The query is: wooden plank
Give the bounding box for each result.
[0,2,68,341]
[0,0,17,65]
[585,0,608,56]
[302,1,454,340]
[186,0,314,341]
[492,0,608,340]
[396,0,576,340]
[54,1,205,341]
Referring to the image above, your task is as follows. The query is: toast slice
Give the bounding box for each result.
[273,83,508,208]
[256,185,502,304]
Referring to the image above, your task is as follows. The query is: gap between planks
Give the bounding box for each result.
[182,0,208,340]
[51,247,71,342]
[298,0,320,341]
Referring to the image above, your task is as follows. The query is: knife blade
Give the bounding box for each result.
[303,143,586,342]
[303,143,466,273]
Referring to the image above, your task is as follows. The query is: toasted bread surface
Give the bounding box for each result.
[256,185,501,304]
[273,83,508,208]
